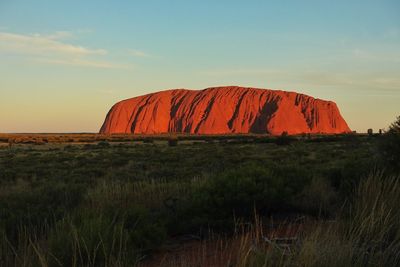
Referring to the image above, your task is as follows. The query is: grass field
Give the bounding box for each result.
[0,130,399,266]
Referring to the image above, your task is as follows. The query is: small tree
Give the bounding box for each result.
[379,116,400,170]
[388,116,400,133]
[367,128,373,136]
[275,131,292,146]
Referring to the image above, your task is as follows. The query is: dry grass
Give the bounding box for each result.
[138,172,400,267]
[2,172,399,266]
[86,176,207,211]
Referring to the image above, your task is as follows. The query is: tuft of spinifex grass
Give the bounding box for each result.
[239,172,400,267]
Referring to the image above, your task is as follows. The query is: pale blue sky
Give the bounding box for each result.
[0,0,399,132]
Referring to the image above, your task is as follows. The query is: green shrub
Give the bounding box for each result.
[97,140,110,147]
[275,131,294,146]
[168,137,178,146]
[176,163,311,232]
[63,144,76,151]
[143,138,154,144]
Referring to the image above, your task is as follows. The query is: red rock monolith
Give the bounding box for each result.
[100,86,351,135]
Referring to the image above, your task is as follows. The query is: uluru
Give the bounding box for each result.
[100,86,351,135]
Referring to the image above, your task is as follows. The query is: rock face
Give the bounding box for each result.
[100,86,351,135]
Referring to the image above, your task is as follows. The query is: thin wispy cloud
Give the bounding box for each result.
[0,31,133,69]
[44,31,74,40]
[34,58,130,69]
[128,49,151,57]
[0,31,106,56]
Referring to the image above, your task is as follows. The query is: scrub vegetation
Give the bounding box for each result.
[0,116,399,266]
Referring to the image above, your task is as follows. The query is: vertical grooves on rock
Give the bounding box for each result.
[227,90,249,130]
[169,90,188,132]
[194,97,216,133]
[99,86,351,135]
[129,96,152,133]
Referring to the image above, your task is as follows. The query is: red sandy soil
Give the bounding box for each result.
[100,86,351,135]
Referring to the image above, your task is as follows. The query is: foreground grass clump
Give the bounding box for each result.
[151,172,400,267]
[271,172,400,267]
[47,207,166,266]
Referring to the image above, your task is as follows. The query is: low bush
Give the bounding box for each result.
[168,136,178,146]
[175,163,311,233]
[97,140,110,147]
[275,131,294,146]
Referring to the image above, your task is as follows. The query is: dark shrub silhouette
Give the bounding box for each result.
[379,116,400,169]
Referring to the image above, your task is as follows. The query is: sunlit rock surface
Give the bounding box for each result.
[100,86,351,135]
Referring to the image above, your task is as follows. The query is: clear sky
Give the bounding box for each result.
[0,0,399,133]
